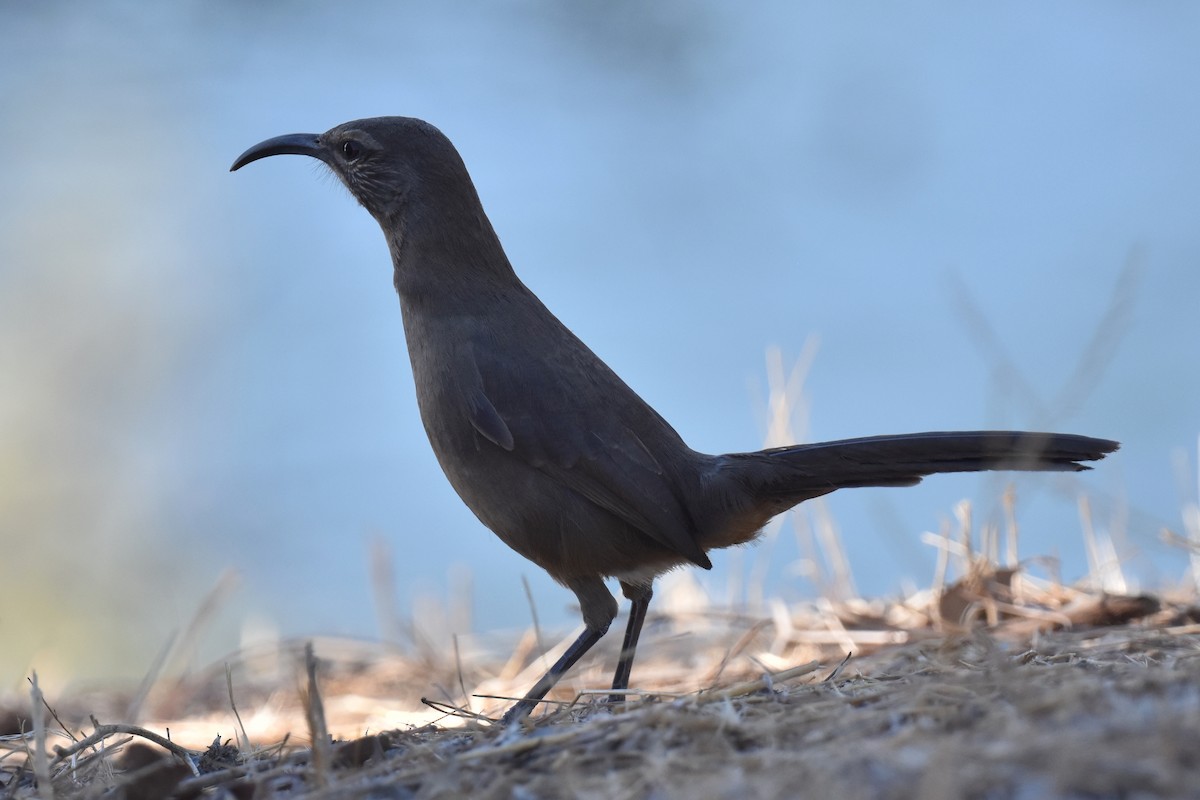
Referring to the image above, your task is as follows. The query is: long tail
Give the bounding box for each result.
[728,431,1118,505]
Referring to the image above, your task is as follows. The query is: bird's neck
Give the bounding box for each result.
[385,206,519,310]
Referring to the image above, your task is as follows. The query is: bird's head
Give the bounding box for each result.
[231,116,475,225]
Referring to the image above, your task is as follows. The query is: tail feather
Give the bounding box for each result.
[730,431,1118,503]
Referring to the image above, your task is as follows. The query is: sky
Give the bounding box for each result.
[2,1,1198,686]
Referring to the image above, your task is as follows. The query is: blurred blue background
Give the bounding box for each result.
[2,2,1197,686]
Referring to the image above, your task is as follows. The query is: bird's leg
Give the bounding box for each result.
[609,581,653,704]
[501,626,605,724]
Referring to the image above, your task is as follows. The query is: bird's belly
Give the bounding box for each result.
[418,409,690,583]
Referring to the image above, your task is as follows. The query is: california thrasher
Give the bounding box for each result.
[231,117,1117,722]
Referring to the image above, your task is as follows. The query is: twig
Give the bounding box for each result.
[124,631,177,723]
[452,634,469,711]
[823,651,854,683]
[125,569,240,723]
[521,574,546,661]
[1003,484,1020,568]
[50,723,197,775]
[369,536,401,644]
[705,619,770,684]
[421,697,492,723]
[25,676,77,744]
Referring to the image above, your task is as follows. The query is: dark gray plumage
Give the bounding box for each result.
[231,117,1118,721]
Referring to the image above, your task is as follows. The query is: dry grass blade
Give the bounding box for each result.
[225,663,252,754]
[28,674,51,800]
[700,660,822,700]
[302,642,331,790]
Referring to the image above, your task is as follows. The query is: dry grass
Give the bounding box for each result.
[2,561,1196,799]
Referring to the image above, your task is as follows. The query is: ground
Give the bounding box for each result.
[2,567,1197,799]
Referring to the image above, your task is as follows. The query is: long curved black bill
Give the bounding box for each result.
[230,133,325,172]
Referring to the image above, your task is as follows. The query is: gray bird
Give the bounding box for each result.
[231,117,1117,722]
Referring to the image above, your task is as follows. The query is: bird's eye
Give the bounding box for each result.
[342,140,364,161]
